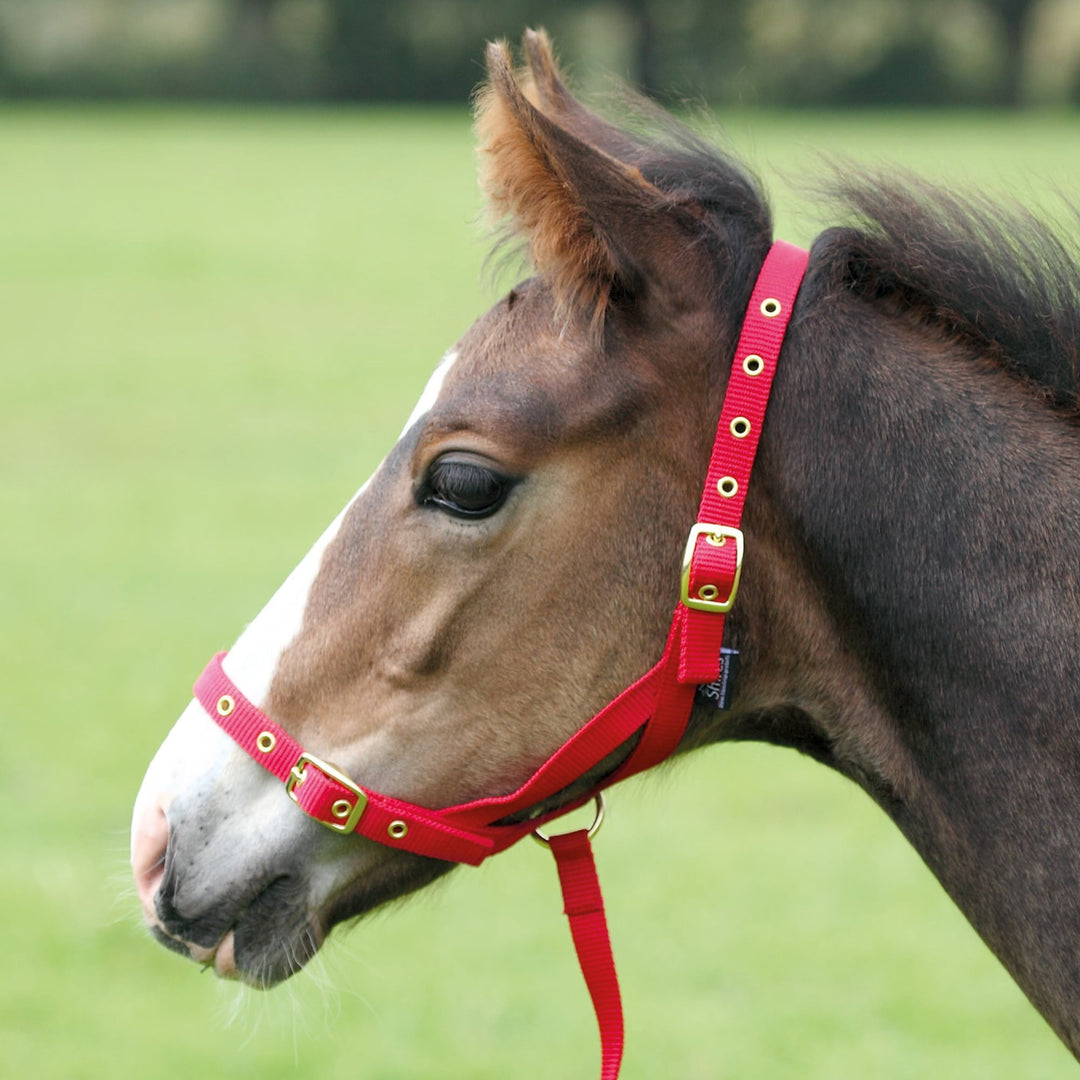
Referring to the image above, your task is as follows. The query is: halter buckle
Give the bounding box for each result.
[680,523,744,613]
[285,752,368,833]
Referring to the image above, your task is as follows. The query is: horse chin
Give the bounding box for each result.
[229,922,324,989]
[228,888,325,988]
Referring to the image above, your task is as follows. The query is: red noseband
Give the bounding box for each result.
[194,240,809,1079]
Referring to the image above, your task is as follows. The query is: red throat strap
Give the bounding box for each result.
[193,239,809,1078]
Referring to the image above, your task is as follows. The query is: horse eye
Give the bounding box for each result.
[422,457,513,519]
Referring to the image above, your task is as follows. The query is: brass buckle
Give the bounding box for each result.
[285,752,368,834]
[680,523,744,613]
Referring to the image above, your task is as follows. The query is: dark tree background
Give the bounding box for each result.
[0,0,1071,106]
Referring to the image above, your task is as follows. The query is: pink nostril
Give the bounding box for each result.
[131,801,170,919]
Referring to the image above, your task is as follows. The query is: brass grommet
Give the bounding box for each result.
[717,476,739,498]
[698,584,720,602]
[387,820,409,839]
[760,297,782,318]
[331,799,353,820]
[256,731,276,754]
[216,695,235,717]
[730,416,751,439]
[742,353,764,376]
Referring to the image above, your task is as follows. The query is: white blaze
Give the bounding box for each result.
[400,347,457,437]
[221,495,356,706]
[225,346,458,706]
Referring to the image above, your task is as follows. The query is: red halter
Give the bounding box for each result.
[194,240,809,1079]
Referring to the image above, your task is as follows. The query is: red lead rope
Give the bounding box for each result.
[550,831,624,1080]
[193,240,808,1079]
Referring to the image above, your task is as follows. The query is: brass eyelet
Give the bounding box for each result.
[256,731,276,754]
[331,799,353,820]
[387,820,409,839]
[698,584,720,601]
[742,354,764,376]
[760,297,782,318]
[730,417,751,439]
[717,476,739,498]
[216,695,235,717]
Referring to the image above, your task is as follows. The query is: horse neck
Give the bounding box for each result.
[710,290,1080,1053]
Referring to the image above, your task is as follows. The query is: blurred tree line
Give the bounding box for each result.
[1,0,1079,106]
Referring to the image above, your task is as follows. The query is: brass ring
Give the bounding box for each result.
[532,793,606,846]
[387,820,409,839]
[742,354,764,376]
[730,417,751,439]
[331,799,353,820]
[760,297,782,318]
[717,476,739,498]
[216,695,235,717]
[256,731,276,754]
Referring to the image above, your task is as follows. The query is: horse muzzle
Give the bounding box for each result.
[130,700,341,986]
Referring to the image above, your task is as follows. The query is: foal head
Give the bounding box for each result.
[130,31,770,985]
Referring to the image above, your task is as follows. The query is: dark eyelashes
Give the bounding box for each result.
[420,457,516,519]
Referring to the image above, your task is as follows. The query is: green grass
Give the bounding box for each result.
[3,104,1080,1078]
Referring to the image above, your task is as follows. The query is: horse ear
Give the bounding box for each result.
[476,33,702,323]
[519,29,642,163]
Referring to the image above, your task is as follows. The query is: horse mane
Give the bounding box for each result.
[815,171,1080,415]
[600,105,775,311]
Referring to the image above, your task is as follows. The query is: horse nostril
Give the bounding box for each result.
[131,800,170,918]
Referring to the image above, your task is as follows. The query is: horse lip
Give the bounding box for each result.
[210,931,239,980]
[150,923,198,959]
[147,921,225,968]
[148,923,250,985]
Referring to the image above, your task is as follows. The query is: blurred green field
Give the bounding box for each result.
[3,104,1080,1079]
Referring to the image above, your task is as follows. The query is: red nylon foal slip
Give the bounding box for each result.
[194,239,809,1079]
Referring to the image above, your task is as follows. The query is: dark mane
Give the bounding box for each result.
[624,106,774,318]
[814,171,1080,415]
[602,97,772,242]
[606,122,1080,419]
